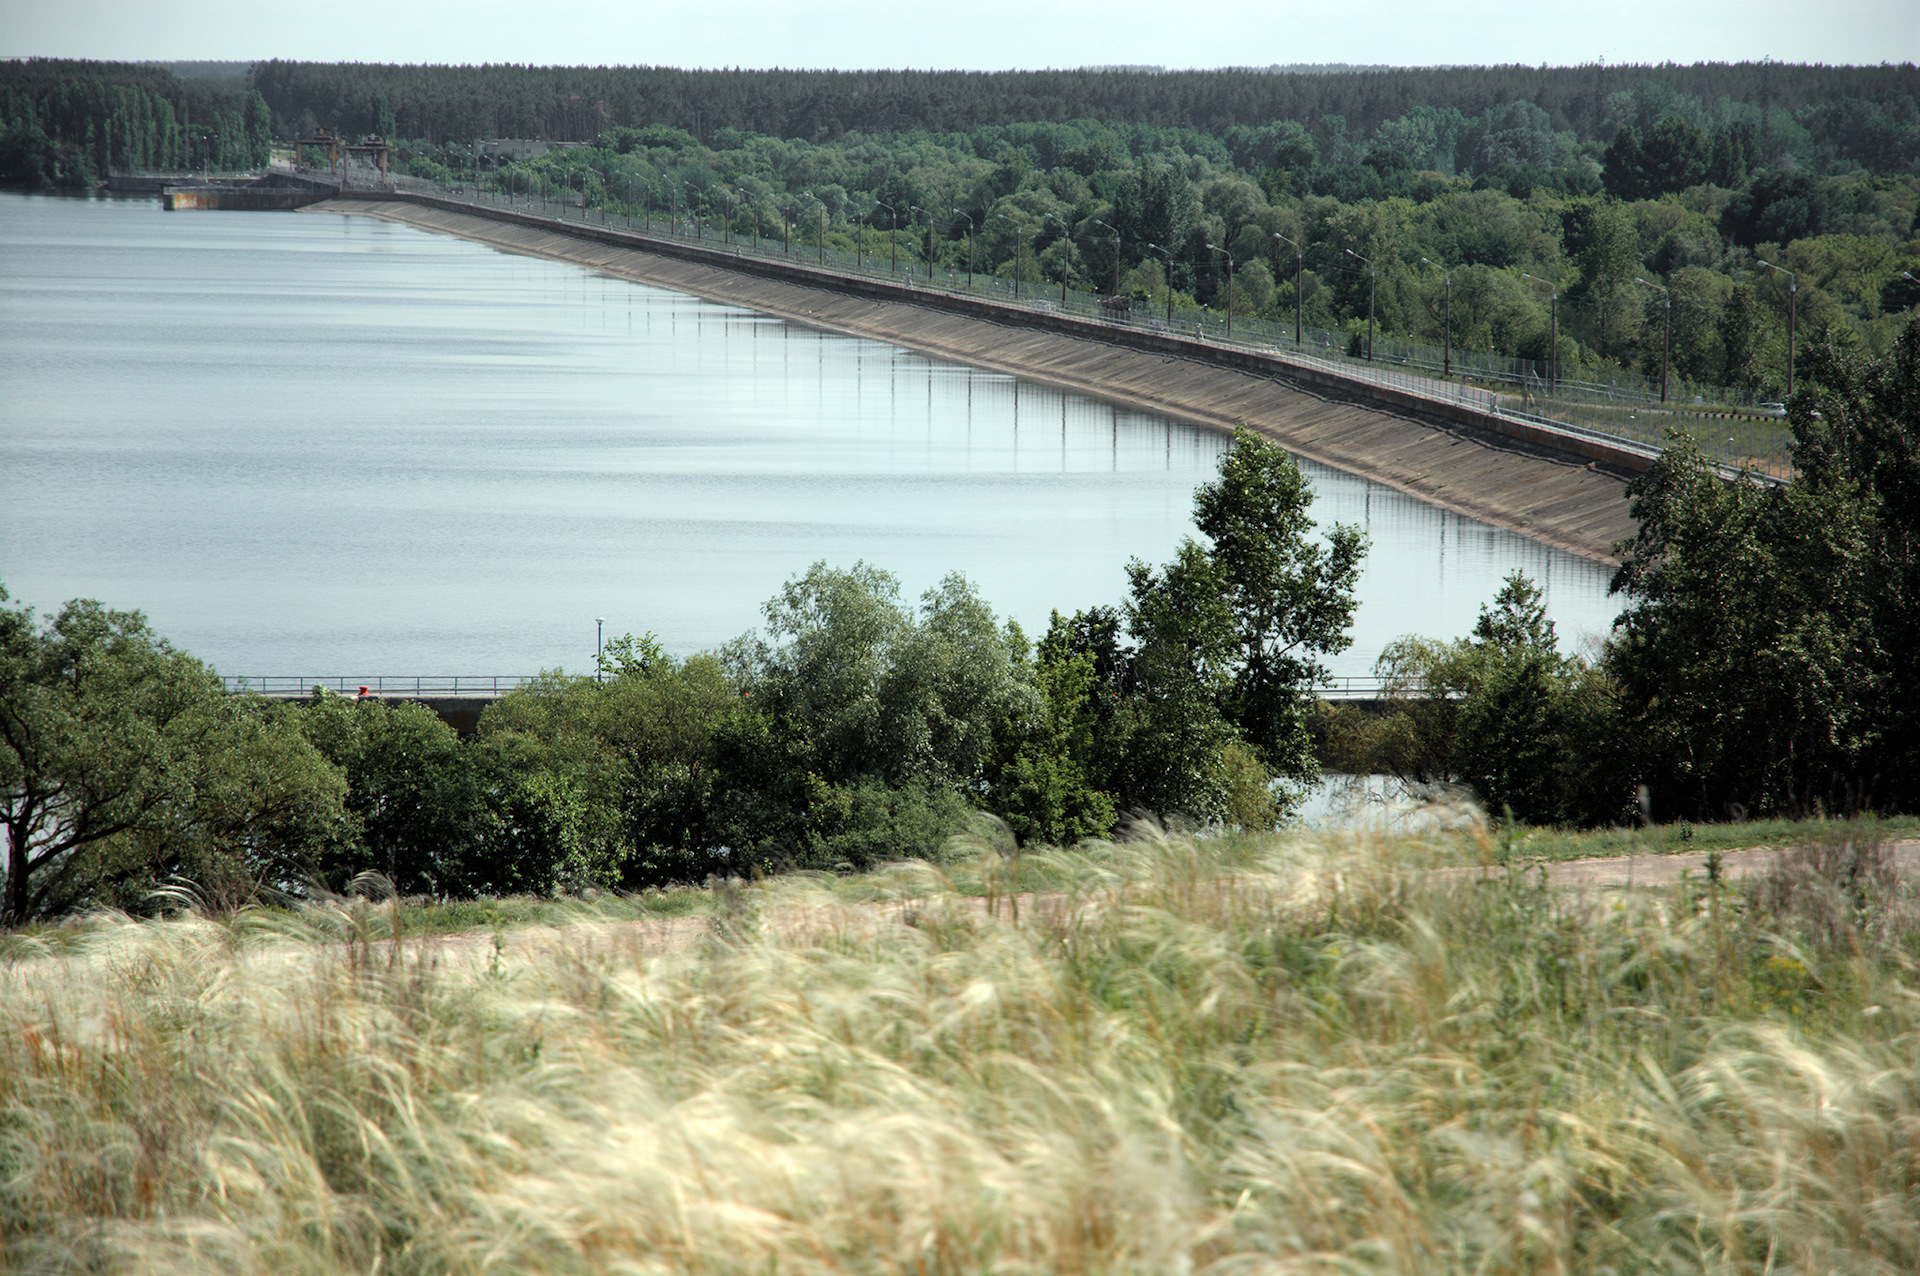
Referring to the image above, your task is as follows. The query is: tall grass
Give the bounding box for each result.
[3,822,1915,1273]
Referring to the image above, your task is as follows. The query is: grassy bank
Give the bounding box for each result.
[4,821,1916,1273]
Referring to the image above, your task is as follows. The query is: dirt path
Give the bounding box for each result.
[412,838,1920,967]
[1535,839,1920,890]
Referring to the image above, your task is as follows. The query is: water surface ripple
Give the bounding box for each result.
[0,192,1618,679]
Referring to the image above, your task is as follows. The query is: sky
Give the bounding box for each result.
[3,0,1915,70]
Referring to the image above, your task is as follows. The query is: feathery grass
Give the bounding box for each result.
[3,820,1915,1273]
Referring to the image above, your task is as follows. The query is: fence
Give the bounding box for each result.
[358,174,1794,479]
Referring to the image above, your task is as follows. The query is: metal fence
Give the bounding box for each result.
[382,178,1794,479]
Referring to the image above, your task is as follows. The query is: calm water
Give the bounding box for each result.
[0,192,1618,679]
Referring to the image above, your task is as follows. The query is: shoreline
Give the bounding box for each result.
[314,199,1638,565]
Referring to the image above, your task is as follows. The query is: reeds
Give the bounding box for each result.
[3,821,1914,1273]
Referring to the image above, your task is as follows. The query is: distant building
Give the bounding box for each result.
[477,139,549,162]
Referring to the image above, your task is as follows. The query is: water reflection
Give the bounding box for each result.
[0,193,1616,680]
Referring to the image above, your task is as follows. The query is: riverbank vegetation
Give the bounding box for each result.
[5,318,1918,926]
[1,431,1363,924]
[1323,320,1920,826]
[4,819,1917,1272]
[4,58,1916,401]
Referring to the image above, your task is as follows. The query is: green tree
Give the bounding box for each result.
[1567,198,1642,358]
[1322,576,1628,826]
[1607,431,1886,819]
[731,563,1030,792]
[297,691,498,897]
[1790,320,1920,810]
[2,591,345,924]
[984,620,1117,846]
[1194,427,1367,793]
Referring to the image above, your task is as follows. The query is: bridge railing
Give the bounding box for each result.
[1320,677,1409,700]
[227,673,1426,699]
[225,675,535,697]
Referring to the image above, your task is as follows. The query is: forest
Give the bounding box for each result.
[8,58,1917,399]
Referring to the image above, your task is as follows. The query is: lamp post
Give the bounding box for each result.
[993,213,1023,300]
[1520,272,1559,391]
[912,206,936,280]
[1635,277,1672,403]
[1755,257,1798,397]
[1146,242,1175,324]
[875,199,899,275]
[1273,232,1304,346]
[951,209,974,288]
[595,617,605,683]
[1421,256,1453,378]
[684,181,704,240]
[1207,242,1235,336]
[1045,213,1073,305]
[1346,248,1376,360]
[817,204,826,264]
[1093,218,1121,297]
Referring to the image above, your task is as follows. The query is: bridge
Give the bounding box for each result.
[225,675,535,735]
[227,673,1412,736]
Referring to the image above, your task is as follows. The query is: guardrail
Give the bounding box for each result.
[1320,677,1410,700]
[349,174,1794,480]
[225,675,534,696]
[227,673,1422,700]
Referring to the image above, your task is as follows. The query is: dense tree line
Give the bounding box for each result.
[242,59,1917,166]
[0,62,271,186]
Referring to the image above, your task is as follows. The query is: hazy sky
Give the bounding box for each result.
[4,0,1915,70]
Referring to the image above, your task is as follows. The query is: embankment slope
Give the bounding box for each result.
[316,199,1637,564]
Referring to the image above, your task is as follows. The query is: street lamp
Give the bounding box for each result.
[1635,277,1671,403]
[1045,212,1073,305]
[1421,257,1453,379]
[1755,257,1798,396]
[1520,272,1559,391]
[684,181,704,240]
[595,617,606,683]
[1346,248,1376,360]
[1208,242,1235,336]
[912,206,937,280]
[1146,242,1175,325]
[1274,232,1304,346]
[874,199,900,275]
[1092,219,1121,297]
[993,213,1023,300]
[951,209,975,288]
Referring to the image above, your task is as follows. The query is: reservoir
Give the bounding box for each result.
[0,191,1617,680]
